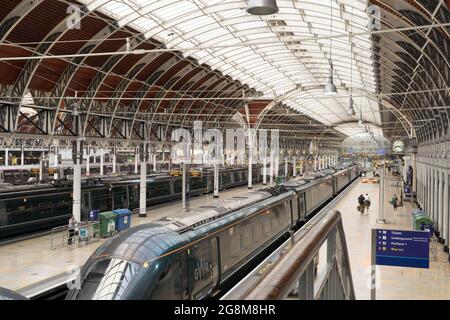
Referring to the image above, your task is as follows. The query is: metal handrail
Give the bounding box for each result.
[222,209,356,300]
[50,221,100,250]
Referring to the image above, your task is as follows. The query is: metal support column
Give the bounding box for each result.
[99,150,104,176]
[293,157,297,177]
[73,139,82,222]
[4,148,8,166]
[139,144,147,217]
[21,147,24,166]
[39,152,44,181]
[213,163,219,198]
[248,129,253,189]
[284,157,288,177]
[112,149,116,174]
[182,163,190,212]
[263,156,267,185]
[411,153,417,192]
[134,149,139,174]
[434,169,439,230]
[270,150,274,185]
[153,154,157,172]
[378,160,386,223]
[438,169,444,238]
[444,170,449,251]
[85,146,90,176]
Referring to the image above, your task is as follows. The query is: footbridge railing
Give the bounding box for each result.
[222,209,356,300]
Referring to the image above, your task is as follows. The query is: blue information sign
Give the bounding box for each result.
[374,229,429,269]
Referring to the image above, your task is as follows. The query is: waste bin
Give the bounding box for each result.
[89,209,99,221]
[413,213,433,232]
[113,209,132,231]
[99,211,116,237]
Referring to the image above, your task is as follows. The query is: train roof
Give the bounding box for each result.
[90,223,188,264]
[88,189,291,264]
[160,191,272,233]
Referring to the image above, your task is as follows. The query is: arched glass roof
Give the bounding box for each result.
[82,0,381,130]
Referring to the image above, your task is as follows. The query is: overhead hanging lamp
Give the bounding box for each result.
[347,6,355,116]
[347,96,356,115]
[324,1,337,96]
[247,0,279,15]
[324,60,338,96]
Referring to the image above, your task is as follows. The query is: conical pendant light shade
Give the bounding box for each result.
[247,0,279,15]
[347,96,355,115]
[324,64,338,95]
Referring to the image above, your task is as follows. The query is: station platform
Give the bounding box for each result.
[0,183,265,293]
[2,174,449,300]
[332,175,450,300]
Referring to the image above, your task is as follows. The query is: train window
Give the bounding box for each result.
[174,179,182,193]
[233,172,240,182]
[91,189,108,212]
[113,186,128,209]
[149,181,171,197]
[189,177,204,190]
[72,258,140,300]
[298,193,305,218]
[221,173,231,186]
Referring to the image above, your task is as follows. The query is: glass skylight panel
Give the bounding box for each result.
[84,0,379,134]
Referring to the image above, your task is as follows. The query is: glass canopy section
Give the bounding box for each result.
[82,0,380,134]
[339,123,389,154]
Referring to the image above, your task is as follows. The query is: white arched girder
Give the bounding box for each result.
[80,0,381,133]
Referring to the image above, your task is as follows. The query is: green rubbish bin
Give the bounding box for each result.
[413,214,433,231]
[99,211,116,237]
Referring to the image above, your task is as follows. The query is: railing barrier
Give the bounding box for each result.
[50,221,100,250]
[222,209,356,300]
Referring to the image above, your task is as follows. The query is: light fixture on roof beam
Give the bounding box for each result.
[347,96,356,116]
[247,0,279,15]
[358,108,364,127]
[324,3,337,96]
[324,62,338,96]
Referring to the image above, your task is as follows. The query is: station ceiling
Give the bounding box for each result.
[0,0,448,149]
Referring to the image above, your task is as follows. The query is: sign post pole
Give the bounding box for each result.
[371,229,376,300]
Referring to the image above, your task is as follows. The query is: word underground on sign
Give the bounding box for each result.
[374,229,429,269]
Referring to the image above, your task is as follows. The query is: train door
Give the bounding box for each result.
[186,238,218,300]
[298,192,305,220]
[81,191,91,220]
[180,251,190,299]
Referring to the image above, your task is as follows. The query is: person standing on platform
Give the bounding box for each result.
[390,194,399,215]
[358,194,365,214]
[364,194,371,211]
[68,215,78,245]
